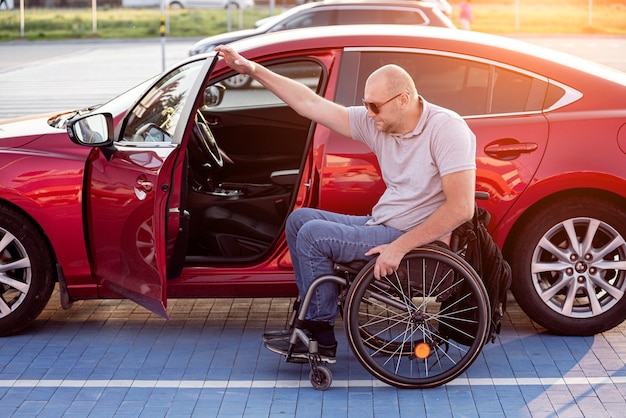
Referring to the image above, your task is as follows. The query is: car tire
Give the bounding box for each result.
[509,196,626,335]
[0,205,55,336]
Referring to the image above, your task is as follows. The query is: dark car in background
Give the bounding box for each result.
[1,25,626,338]
[189,0,456,56]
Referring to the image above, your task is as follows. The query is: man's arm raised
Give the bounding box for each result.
[215,45,351,138]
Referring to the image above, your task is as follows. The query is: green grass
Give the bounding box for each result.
[0,0,625,41]
[0,8,273,40]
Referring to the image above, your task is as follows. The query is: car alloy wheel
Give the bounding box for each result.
[510,196,626,335]
[0,206,55,336]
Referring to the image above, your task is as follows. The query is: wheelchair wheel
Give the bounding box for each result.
[310,366,333,391]
[344,245,490,389]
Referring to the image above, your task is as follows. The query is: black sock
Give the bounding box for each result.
[295,319,337,346]
[313,328,337,346]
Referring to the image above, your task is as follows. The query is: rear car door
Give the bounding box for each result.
[329,49,550,235]
[83,56,218,317]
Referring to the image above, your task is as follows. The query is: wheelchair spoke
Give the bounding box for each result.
[345,246,490,388]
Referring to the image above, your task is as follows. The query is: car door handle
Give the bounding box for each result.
[205,116,221,126]
[136,179,153,192]
[484,140,538,160]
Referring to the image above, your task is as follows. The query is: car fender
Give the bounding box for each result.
[493,171,626,252]
[0,143,94,287]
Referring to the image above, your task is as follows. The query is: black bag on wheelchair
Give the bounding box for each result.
[443,207,513,345]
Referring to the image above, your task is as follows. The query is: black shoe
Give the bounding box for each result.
[264,337,337,364]
[262,328,293,343]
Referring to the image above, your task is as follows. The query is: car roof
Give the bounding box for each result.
[190,0,454,54]
[256,0,455,31]
[275,0,440,8]
[228,24,626,85]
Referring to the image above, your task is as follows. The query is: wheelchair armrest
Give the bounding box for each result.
[475,191,490,200]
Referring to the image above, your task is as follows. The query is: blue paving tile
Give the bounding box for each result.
[38,405,71,418]
[293,408,324,418]
[139,406,169,417]
[87,407,116,418]
[96,387,128,407]
[422,387,451,417]
[17,387,55,402]
[493,385,526,409]
[2,387,35,408]
[347,387,374,415]
[112,368,141,380]
[136,367,165,380]
[116,400,148,416]
[268,387,299,415]
[65,400,98,416]
[197,393,228,416]
[166,399,198,417]
[396,387,425,411]
[14,400,46,415]
[372,386,400,417]
[243,388,273,416]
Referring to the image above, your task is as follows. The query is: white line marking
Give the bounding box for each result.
[1,377,625,389]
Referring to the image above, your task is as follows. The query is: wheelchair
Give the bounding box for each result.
[274,197,492,390]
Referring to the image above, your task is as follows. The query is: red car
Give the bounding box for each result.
[1,25,625,337]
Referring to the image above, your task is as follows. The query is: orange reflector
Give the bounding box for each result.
[414,342,431,359]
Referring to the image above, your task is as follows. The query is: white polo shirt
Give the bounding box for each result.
[348,98,476,232]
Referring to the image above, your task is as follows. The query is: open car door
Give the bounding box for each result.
[73,55,219,317]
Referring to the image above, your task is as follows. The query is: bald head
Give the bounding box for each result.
[363,65,422,134]
[365,64,417,100]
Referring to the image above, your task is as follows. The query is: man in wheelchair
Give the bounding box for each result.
[216,45,477,363]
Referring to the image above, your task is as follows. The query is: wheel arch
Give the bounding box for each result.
[0,198,59,279]
[501,187,626,261]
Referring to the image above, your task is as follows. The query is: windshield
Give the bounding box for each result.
[97,77,156,117]
[121,61,204,144]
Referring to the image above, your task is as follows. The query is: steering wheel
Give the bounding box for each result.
[192,110,224,169]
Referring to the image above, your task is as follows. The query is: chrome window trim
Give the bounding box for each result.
[545,80,583,112]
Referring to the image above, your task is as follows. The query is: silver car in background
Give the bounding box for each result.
[189,0,456,56]
[169,0,253,9]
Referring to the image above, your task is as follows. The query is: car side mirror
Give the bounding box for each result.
[204,84,225,107]
[67,113,114,146]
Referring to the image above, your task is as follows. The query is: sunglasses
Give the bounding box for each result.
[362,92,404,114]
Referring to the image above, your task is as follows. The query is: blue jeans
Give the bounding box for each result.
[286,208,404,324]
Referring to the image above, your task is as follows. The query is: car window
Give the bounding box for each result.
[354,52,490,115]
[212,60,324,109]
[121,61,204,144]
[491,67,548,114]
[281,10,336,30]
[335,9,427,25]
[354,52,553,116]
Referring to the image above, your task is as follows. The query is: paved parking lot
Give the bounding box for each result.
[2,288,626,417]
[1,36,626,417]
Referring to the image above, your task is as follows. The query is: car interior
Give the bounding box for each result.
[184,60,324,264]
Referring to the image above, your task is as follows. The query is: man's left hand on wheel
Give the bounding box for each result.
[365,244,406,279]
